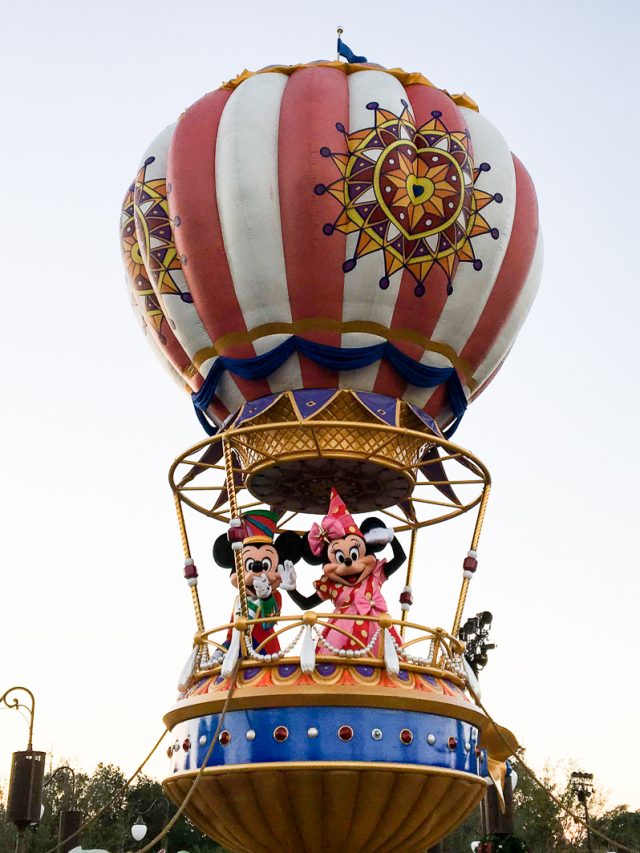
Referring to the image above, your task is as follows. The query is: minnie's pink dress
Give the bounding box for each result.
[313,560,402,656]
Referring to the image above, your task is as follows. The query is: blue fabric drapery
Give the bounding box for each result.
[192,336,466,438]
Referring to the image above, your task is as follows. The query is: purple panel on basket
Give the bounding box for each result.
[278,664,298,678]
[291,388,337,418]
[354,392,398,426]
[408,404,441,435]
[316,663,337,677]
[422,674,438,686]
[235,394,278,425]
[214,676,225,685]
[397,669,410,681]
[242,668,261,681]
[355,665,375,677]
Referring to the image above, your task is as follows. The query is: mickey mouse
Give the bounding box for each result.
[213,509,303,654]
[288,489,406,655]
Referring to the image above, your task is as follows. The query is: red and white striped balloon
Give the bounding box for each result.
[120,62,541,430]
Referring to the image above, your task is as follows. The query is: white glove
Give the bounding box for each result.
[278,560,297,591]
[253,572,273,600]
[364,526,395,546]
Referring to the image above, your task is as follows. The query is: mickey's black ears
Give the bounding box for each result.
[301,533,326,566]
[213,533,235,569]
[360,517,389,553]
[274,531,304,564]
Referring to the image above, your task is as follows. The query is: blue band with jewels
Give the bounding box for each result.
[191,336,467,438]
[168,706,484,776]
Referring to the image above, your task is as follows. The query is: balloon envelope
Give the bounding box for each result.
[121,62,541,432]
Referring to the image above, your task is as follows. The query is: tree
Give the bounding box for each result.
[511,758,571,850]
[0,762,231,852]
[591,806,640,851]
[436,756,637,853]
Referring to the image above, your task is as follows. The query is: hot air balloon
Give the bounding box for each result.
[121,58,541,853]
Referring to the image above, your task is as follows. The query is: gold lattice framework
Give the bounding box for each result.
[169,389,490,531]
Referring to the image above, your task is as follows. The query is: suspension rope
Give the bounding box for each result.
[222,437,249,620]
[451,482,491,637]
[43,727,169,853]
[174,492,205,633]
[400,526,417,639]
[473,693,639,853]
[133,660,241,852]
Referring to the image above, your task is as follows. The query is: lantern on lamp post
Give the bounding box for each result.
[1,686,45,853]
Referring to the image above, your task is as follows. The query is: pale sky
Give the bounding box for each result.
[1,0,639,819]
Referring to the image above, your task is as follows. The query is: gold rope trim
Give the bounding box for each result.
[192,319,476,390]
[218,62,479,112]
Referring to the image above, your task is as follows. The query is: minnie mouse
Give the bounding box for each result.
[213,509,303,655]
[288,489,406,655]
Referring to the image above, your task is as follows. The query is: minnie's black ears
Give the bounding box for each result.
[213,533,235,569]
[360,517,389,552]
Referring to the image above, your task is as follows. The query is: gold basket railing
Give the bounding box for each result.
[181,611,469,689]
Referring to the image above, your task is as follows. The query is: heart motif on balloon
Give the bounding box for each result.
[318,104,498,297]
[374,140,466,241]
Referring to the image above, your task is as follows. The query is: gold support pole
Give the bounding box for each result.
[400,526,418,639]
[173,492,205,633]
[222,438,249,619]
[451,482,491,638]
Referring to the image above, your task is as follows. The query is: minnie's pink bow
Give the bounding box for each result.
[308,516,346,556]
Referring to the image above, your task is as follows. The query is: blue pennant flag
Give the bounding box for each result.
[337,38,367,64]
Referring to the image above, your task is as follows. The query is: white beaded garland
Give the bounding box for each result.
[314,626,381,657]
[243,626,305,663]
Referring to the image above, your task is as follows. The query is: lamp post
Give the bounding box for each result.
[1,686,46,853]
[44,765,83,853]
[126,796,171,852]
[570,771,594,853]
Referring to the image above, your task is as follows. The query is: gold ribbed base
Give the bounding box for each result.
[164,762,487,853]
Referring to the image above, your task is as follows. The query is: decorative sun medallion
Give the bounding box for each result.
[315,102,501,296]
[132,156,193,304]
[120,185,170,344]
